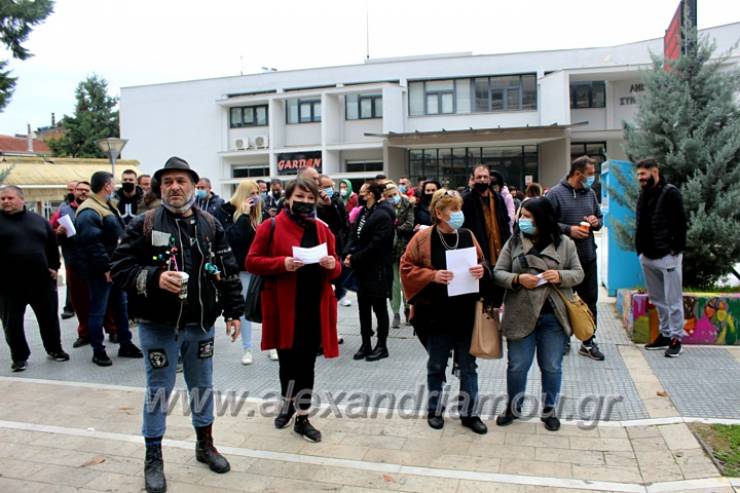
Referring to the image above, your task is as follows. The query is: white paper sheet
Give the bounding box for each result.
[445,247,479,297]
[535,273,548,287]
[58,214,76,237]
[292,243,328,265]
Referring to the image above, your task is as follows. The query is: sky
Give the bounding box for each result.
[1,0,739,135]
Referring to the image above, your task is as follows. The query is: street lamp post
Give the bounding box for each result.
[96,137,128,176]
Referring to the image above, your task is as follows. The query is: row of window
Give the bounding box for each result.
[228,78,609,128]
[408,74,538,116]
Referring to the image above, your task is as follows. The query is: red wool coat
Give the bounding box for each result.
[246,211,342,357]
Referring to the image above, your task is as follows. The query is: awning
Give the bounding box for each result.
[0,156,140,202]
[365,122,587,148]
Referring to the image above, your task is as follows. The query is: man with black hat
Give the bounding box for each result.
[111,157,244,493]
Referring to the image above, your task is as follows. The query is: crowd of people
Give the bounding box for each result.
[0,155,687,493]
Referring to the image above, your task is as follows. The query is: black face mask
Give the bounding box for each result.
[473,182,489,194]
[272,190,281,199]
[290,200,316,218]
[422,193,433,205]
[122,182,135,194]
[65,193,74,203]
[358,197,367,207]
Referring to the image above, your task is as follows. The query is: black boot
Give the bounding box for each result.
[274,399,296,429]
[353,340,372,360]
[365,344,388,362]
[195,425,230,473]
[495,402,519,427]
[294,415,322,442]
[144,440,166,493]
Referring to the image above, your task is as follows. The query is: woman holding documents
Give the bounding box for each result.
[493,197,583,432]
[400,189,489,435]
[246,175,342,443]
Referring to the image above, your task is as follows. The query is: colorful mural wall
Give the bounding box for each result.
[617,289,739,345]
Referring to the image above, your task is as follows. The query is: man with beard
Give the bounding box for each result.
[636,158,687,358]
[113,169,144,225]
[111,157,244,493]
[462,165,511,287]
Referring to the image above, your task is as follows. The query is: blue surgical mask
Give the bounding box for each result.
[447,210,465,230]
[518,218,537,235]
[322,187,334,199]
[196,189,208,200]
[391,194,401,205]
[399,185,407,194]
[583,175,596,189]
[105,193,113,202]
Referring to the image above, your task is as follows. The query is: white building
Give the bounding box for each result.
[120,22,740,196]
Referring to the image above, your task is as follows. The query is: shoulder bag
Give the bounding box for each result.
[551,286,595,341]
[243,218,275,323]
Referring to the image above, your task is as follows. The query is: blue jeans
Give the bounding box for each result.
[506,312,566,410]
[426,332,479,417]
[139,322,215,438]
[238,271,253,350]
[88,275,131,353]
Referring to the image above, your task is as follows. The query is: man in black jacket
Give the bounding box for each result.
[113,168,144,225]
[345,181,395,362]
[0,186,69,372]
[195,177,225,219]
[76,171,143,367]
[111,157,244,493]
[462,164,511,305]
[635,159,687,358]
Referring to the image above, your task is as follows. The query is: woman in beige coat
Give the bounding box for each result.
[493,197,584,431]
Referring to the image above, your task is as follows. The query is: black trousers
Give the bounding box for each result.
[575,257,599,341]
[357,291,389,348]
[277,317,320,412]
[0,280,63,363]
[63,281,74,313]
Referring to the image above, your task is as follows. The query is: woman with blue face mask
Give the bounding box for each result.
[400,188,490,435]
[492,197,584,432]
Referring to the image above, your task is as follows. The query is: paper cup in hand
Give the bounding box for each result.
[175,272,189,300]
[579,221,591,233]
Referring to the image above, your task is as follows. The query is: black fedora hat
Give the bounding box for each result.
[153,156,199,184]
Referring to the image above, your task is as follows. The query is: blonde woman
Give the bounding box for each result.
[217,181,277,364]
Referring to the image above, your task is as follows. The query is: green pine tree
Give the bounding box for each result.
[622,28,740,288]
[48,75,119,158]
[0,0,54,112]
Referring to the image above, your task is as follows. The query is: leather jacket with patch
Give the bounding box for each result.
[110,206,244,330]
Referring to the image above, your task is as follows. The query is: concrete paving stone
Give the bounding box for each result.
[428,453,501,473]
[197,469,274,492]
[658,423,702,450]
[603,451,639,468]
[467,443,536,460]
[401,436,470,455]
[340,433,407,450]
[626,425,662,440]
[82,471,143,493]
[263,477,343,492]
[0,457,48,480]
[311,466,460,493]
[630,436,671,453]
[672,449,721,479]
[571,463,643,483]
[504,431,570,449]
[499,458,574,479]
[534,447,606,466]
[362,447,439,467]
[246,457,320,479]
[568,437,633,452]
[298,442,371,461]
[27,463,102,489]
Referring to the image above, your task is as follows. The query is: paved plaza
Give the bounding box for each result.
[0,287,739,492]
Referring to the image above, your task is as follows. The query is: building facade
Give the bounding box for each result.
[120,22,739,196]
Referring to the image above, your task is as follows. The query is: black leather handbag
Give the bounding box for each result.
[243,218,275,323]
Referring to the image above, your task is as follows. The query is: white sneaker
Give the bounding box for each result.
[341,298,352,307]
[241,349,253,365]
[268,349,279,361]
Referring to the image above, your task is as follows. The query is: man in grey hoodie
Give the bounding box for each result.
[546,156,604,361]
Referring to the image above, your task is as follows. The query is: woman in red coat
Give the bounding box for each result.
[246,175,341,443]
